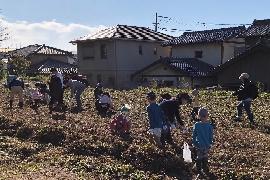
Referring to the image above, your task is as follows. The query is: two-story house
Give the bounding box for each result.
[162,26,246,67]
[71,25,173,88]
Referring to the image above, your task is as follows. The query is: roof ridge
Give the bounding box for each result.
[183,26,245,35]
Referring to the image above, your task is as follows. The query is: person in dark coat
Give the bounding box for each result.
[48,73,63,113]
[232,73,256,125]
[94,83,103,111]
[159,93,192,145]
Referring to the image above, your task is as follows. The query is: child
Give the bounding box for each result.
[191,87,200,122]
[110,104,131,135]
[30,86,43,108]
[98,92,113,115]
[146,92,164,147]
[192,107,213,176]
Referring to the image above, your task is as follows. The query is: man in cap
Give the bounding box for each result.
[232,73,257,125]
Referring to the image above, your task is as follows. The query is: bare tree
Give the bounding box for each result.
[0,9,9,46]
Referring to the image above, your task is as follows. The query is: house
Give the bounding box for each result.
[162,26,246,67]
[132,57,214,87]
[8,44,77,74]
[244,19,270,48]
[71,25,173,88]
[213,38,270,91]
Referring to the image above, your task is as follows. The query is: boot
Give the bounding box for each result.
[202,158,210,175]
[9,100,13,109]
[18,102,23,109]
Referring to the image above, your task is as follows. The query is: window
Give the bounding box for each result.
[83,46,95,60]
[153,47,157,55]
[139,45,143,55]
[100,44,107,59]
[195,51,203,58]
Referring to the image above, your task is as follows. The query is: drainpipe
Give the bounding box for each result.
[114,40,118,89]
[221,43,224,64]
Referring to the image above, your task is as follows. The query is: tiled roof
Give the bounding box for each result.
[71,25,173,43]
[29,58,77,74]
[9,44,73,57]
[162,26,246,46]
[245,19,270,37]
[132,57,214,78]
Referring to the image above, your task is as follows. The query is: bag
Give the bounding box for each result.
[250,83,259,99]
[183,142,192,162]
[109,114,130,134]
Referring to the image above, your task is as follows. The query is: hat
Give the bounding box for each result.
[198,107,208,117]
[120,104,131,112]
[146,91,156,99]
[239,73,249,80]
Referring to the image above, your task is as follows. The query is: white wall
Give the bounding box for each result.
[172,43,222,66]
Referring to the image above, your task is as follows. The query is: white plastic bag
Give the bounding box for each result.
[183,142,192,162]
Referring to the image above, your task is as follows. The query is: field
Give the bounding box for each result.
[0,86,270,179]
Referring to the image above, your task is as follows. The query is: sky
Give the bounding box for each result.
[0,0,269,51]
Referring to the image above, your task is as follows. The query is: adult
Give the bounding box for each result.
[8,75,24,108]
[159,93,192,145]
[50,68,64,106]
[48,70,63,113]
[232,73,257,125]
[64,79,86,111]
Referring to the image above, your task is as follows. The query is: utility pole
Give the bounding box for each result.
[153,12,159,32]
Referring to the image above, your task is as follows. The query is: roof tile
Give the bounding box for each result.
[72,25,173,42]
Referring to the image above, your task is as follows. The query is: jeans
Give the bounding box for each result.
[237,100,254,123]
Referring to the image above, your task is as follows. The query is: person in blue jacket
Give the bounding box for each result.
[146,91,164,148]
[192,107,213,176]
